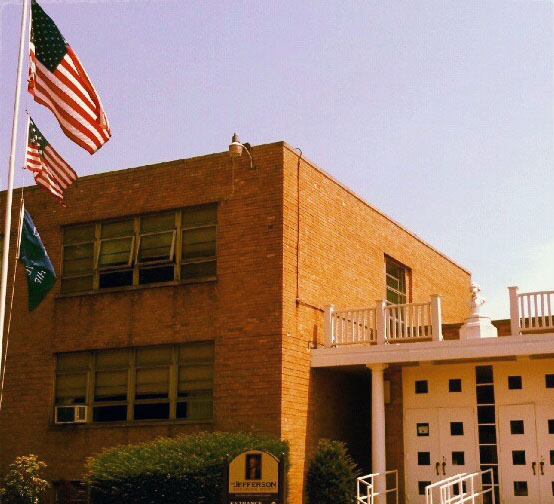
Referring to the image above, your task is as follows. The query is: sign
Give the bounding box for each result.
[224,450,285,504]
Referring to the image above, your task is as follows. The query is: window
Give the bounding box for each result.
[418,481,431,495]
[415,380,428,394]
[452,451,465,465]
[449,379,462,392]
[510,420,524,435]
[512,451,526,465]
[61,205,217,294]
[513,481,528,497]
[546,374,554,388]
[508,376,522,390]
[417,423,429,436]
[385,256,409,305]
[55,342,214,423]
[418,452,430,465]
[450,422,464,436]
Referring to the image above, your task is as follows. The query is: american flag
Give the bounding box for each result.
[28,0,111,154]
[26,118,77,206]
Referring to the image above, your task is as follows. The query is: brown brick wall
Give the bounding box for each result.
[281,145,470,503]
[0,144,285,483]
[0,142,470,504]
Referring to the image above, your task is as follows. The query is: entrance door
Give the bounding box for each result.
[536,405,554,504]
[498,404,554,503]
[405,407,477,503]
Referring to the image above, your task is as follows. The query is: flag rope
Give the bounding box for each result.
[0,189,25,412]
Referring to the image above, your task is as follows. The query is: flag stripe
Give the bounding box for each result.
[31,85,100,153]
[28,31,111,154]
[25,117,77,205]
[34,58,106,143]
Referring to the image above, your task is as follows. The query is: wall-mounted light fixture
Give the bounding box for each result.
[228,133,254,169]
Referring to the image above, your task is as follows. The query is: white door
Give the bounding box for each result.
[438,407,478,481]
[535,405,554,504]
[405,408,441,503]
[498,404,541,503]
[404,407,477,503]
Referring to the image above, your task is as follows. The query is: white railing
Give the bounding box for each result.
[509,286,554,336]
[356,474,374,503]
[325,295,442,347]
[330,307,377,345]
[356,470,398,504]
[385,302,432,341]
[425,474,467,504]
[439,469,496,504]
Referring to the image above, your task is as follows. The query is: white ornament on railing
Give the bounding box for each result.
[459,282,498,340]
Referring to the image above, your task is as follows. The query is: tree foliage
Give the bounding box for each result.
[0,455,50,504]
[306,439,360,504]
[86,431,289,504]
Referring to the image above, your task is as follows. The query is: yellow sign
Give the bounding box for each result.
[228,450,279,495]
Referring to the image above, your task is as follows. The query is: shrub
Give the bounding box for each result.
[86,431,289,504]
[0,455,50,504]
[306,439,360,504]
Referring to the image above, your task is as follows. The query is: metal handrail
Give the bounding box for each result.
[357,470,398,504]
[425,474,467,504]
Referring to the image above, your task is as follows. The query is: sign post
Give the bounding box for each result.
[225,450,286,504]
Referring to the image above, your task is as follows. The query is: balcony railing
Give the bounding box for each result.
[509,286,554,336]
[324,295,442,347]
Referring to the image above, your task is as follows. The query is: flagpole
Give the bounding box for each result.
[0,0,30,384]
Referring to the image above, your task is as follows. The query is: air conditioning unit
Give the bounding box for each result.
[55,405,87,424]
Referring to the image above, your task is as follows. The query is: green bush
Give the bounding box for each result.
[306,439,360,504]
[0,455,50,504]
[86,431,289,504]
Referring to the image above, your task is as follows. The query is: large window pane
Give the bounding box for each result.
[140,212,175,233]
[179,342,214,363]
[94,370,127,401]
[57,352,89,371]
[138,232,175,263]
[101,219,134,239]
[98,237,134,268]
[178,365,213,395]
[135,367,169,399]
[136,347,172,366]
[181,261,216,280]
[182,205,217,228]
[55,373,87,404]
[96,350,128,369]
[63,224,95,244]
[182,228,216,260]
[63,243,94,275]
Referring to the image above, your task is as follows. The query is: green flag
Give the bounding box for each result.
[18,210,56,311]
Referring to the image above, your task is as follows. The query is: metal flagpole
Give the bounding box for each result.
[0,0,31,388]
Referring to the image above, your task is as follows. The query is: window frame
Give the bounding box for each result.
[54,342,214,424]
[60,205,217,294]
[384,255,411,305]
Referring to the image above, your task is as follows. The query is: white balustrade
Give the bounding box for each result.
[329,307,377,346]
[324,295,442,347]
[384,301,433,341]
[509,286,554,335]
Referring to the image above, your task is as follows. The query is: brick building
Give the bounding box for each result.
[0,140,475,503]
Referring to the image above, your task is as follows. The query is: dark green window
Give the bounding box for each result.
[61,205,217,293]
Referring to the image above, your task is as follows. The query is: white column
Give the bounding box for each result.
[508,286,520,336]
[369,363,388,503]
[430,294,443,341]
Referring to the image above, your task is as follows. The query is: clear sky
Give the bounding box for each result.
[1,0,553,319]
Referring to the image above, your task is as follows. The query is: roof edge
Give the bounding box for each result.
[282,142,471,275]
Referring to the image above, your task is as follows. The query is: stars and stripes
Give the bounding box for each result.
[25,118,77,205]
[28,0,111,154]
